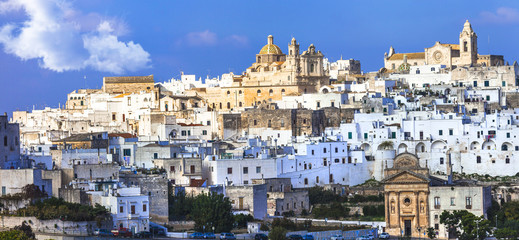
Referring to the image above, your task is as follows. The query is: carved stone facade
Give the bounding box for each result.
[384,20,504,70]
[191,35,329,111]
[382,153,430,238]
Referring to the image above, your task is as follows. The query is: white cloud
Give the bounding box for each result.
[0,0,150,74]
[480,7,519,24]
[177,30,248,48]
[185,30,218,46]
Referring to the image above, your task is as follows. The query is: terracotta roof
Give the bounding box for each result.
[440,43,460,50]
[190,179,206,187]
[388,52,425,60]
[108,133,137,139]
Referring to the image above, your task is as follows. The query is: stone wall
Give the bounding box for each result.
[0,216,106,236]
[119,173,169,224]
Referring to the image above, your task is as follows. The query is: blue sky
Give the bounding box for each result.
[1,0,519,115]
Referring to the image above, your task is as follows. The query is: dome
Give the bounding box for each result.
[259,35,283,55]
[259,44,283,55]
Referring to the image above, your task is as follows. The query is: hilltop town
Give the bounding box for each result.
[3,20,519,239]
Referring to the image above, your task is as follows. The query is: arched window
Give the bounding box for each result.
[316,176,319,183]
[281,89,286,96]
[257,90,261,96]
[239,102,242,107]
[290,50,292,55]
[502,144,508,151]
[219,103,222,109]
[310,64,314,73]
[304,178,308,185]
[269,89,273,96]
[227,91,230,97]
[463,41,468,52]
[239,90,243,96]
[227,102,231,109]
[80,101,83,106]
[165,103,168,112]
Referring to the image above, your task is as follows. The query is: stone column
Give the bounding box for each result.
[397,191,401,229]
[385,192,390,226]
[415,191,420,227]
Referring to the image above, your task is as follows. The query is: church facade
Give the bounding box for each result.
[382,152,492,239]
[384,20,504,71]
[190,35,329,111]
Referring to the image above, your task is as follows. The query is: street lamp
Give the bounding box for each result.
[417,227,422,240]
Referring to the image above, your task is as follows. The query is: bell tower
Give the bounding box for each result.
[459,20,478,66]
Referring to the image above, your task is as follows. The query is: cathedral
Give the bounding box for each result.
[190,35,329,111]
[384,20,504,71]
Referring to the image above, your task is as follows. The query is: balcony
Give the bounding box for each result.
[127,213,140,219]
[434,204,441,209]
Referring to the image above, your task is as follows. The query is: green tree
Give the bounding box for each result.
[234,214,253,229]
[494,227,518,239]
[169,190,193,221]
[440,210,490,240]
[426,227,436,239]
[269,227,287,240]
[503,201,519,221]
[14,222,34,239]
[0,229,31,240]
[189,192,234,233]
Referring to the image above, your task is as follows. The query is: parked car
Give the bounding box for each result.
[112,228,132,237]
[366,234,375,240]
[94,228,113,236]
[302,234,314,240]
[330,234,345,240]
[204,232,216,239]
[135,231,152,238]
[288,234,303,240]
[190,232,205,239]
[255,233,268,240]
[220,232,236,240]
[379,232,390,239]
[355,236,369,240]
[150,227,166,236]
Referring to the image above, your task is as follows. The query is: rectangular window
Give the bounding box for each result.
[434,197,441,209]
[131,205,136,214]
[439,130,443,135]
[450,197,455,206]
[243,167,248,174]
[364,133,368,139]
[1,186,5,196]
[473,81,478,87]
[202,130,208,135]
[227,168,232,174]
[120,206,124,213]
[207,121,211,125]
[181,131,187,136]
[170,166,175,172]
[323,148,327,153]
[507,132,511,138]
[391,132,396,139]
[348,132,352,139]
[440,157,444,164]
[323,158,327,166]
[484,80,489,87]
[477,156,481,164]
[143,204,147,212]
[153,153,158,159]
[123,149,131,156]
[256,166,261,173]
[449,129,453,135]
[503,81,506,87]
[466,197,472,209]
[435,224,439,230]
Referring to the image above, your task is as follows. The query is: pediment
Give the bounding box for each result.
[382,170,429,184]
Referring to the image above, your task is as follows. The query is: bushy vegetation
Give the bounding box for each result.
[268,226,287,240]
[14,197,109,222]
[0,222,35,240]
[488,200,519,239]
[349,194,384,203]
[0,184,47,201]
[234,213,253,228]
[440,210,490,240]
[169,190,193,221]
[308,187,346,205]
[190,192,234,233]
[313,202,350,219]
[362,205,384,217]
